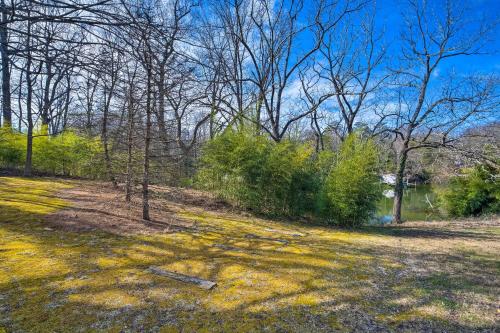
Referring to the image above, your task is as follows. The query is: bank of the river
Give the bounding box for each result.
[376,184,445,222]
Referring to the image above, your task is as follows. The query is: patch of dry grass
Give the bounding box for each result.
[0,177,498,332]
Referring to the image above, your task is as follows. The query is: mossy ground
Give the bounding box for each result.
[0,177,498,332]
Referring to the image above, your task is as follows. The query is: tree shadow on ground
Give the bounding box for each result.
[0,178,499,332]
[358,224,499,241]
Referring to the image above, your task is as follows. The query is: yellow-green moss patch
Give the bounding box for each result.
[0,177,498,332]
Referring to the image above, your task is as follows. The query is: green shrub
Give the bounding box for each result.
[195,129,318,216]
[320,133,381,227]
[442,165,499,217]
[0,128,25,167]
[196,130,381,224]
[0,128,104,178]
[32,130,104,177]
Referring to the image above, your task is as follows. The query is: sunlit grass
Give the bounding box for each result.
[0,177,498,332]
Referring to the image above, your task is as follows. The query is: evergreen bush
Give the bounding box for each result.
[320,133,381,226]
[442,165,499,217]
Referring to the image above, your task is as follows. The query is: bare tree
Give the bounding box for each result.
[315,9,387,140]
[97,36,122,188]
[148,0,194,154]
[22,4,34,176]
[166,70,210,157]
[388,0,498,223]
[227,0,365,141]
[124,60,139,202]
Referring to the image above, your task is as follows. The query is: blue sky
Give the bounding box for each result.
[282,0,500,129]
[376,0,500,74]
[290,0,499,77]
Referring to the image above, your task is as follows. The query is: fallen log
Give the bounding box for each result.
[148,266,217,290]
[245,233,289,245]
[213,243,242,251]
[264,228,304,237]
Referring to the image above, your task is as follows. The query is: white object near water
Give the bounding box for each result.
[381,174,396,185]
[383,189,395,198]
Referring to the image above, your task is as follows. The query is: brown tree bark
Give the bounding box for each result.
[0,0,11,128]
[125,87,135,202]
[392,148,408,224]
[102,84,118,188]
[142,64,152,220]
[24,14,34,177]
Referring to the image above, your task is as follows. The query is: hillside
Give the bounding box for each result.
[0,177,498,332]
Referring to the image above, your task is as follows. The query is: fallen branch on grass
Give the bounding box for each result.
[148,266,217,290]
[245,233,289,244]
[264,228,305,237]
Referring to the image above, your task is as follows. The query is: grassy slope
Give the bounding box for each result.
[0,177,498,332]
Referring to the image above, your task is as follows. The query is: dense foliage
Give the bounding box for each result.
[196,130,381,225]
[319,134,381,226]
[0,128,24,167]
[0,128,104,177]
[442,165,499,217]
[196,129,319,216]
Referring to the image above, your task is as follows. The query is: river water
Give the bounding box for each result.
[375,184,445,222]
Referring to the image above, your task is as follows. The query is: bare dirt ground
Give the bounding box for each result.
[47,179,244,235]
[46,182,200,235]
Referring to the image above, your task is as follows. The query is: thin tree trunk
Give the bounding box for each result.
[24,15,33,177]
[102,86,117,188]
[25,116,33,176]
[142,67,152,220]
[61,76,71,131]
[209,87,217,139]
[312,110,323,152]
[155,69,170,153]
[85,76,96,135]
[41,60,53,134]
[392,149,408,224]
[125,89,134,202]
[209,104,215,139]
[0,0,11,128]
[255,93,263,135]
[17,70,23,131]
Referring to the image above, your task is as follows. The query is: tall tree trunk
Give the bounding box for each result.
[24,16,33,177]
[155,69,170,153]
[0,0,11,128]
[209,86,218,139]
[125,89,134,202]
[346,117,354,136]
[142,67,152,220]
[312,110,324,152]
[209,105,215,139]
[392,148,408,224]
[255,93,263,135]
[102,86,117,188]
[17,70,23,131]
[61,75,71,131]
[25,111,33,177]
[85,76,95,135]
[41,62,53,134]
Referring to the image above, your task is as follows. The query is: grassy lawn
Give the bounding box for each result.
[0,177,498,332]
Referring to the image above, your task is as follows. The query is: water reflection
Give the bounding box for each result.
[375,184,445,222]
